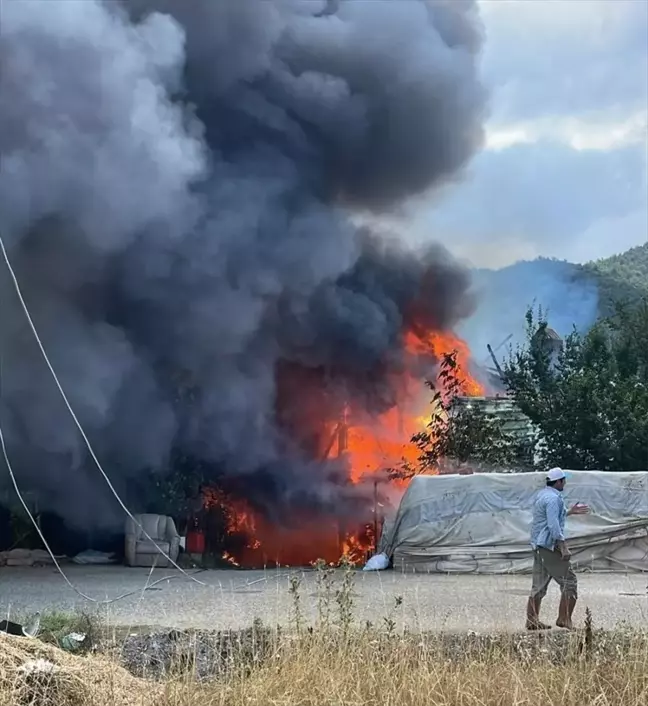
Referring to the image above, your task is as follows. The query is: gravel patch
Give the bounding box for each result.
[114,622,647,681]
[117,623,274,680]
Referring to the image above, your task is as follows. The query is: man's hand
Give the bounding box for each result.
[556,540,571,560]
[568,502,590,516]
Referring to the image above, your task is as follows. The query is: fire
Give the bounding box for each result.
[203,487,261,547]
[200,329,483,568]
[405,328,483,397]
[342,329,484,484]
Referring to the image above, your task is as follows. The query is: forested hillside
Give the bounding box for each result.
[586,242,648,314]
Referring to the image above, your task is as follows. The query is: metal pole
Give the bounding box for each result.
[373,479,379,553]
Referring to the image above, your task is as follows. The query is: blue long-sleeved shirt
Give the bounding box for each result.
[530,486,566,550]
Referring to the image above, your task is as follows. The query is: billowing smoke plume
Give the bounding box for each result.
[0,0,485,529]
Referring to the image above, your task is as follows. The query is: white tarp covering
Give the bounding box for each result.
[374,471,648,574]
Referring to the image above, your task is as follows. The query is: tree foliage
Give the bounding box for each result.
[504,300,648,471]
[395,351,528,478]
[588,243,648,309]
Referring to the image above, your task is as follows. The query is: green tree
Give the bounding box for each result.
[504,300,648,471]
[394,351,528,478]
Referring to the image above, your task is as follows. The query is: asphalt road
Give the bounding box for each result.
[1,566,647,632]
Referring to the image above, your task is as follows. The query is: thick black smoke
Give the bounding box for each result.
[0,0,485,529]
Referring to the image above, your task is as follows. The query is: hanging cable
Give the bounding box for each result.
[0,233,205,585]
[0,406,206,602]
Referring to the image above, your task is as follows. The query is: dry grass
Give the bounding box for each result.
[2,625,647,706]
[0,633,160,706]
[204,629,648,706]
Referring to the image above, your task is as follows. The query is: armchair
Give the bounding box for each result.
[125,514,180,568]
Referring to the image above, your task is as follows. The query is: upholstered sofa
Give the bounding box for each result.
[124,514,180,568]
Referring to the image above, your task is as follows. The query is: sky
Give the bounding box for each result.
[407,0,648,268]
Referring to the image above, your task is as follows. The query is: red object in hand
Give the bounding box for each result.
[186,530,205,554]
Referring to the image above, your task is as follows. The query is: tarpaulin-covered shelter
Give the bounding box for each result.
[372,471,648,573]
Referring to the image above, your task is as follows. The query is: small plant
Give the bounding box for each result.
[583,606,594,660]
[335,556,355,635]
[33,611,101,653]
[288,575,304,633]
[313,558,335,630]
[383,595,404,638]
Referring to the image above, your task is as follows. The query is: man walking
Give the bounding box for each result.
[526,468,589,631]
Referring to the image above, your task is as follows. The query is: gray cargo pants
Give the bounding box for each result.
[530,547,578,600]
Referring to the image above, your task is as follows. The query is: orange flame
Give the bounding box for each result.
[340,330,483,484]
[201,329,483,567]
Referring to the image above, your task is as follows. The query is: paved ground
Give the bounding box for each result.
[1,566,647,632]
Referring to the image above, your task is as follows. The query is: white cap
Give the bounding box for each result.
[546,467,566,482]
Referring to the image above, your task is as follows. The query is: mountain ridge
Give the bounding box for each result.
[459,243,648,359]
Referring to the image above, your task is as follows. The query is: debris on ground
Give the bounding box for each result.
[0,613,40,638]
[0,619,26,637]
[59,632,88,652]
[71,550,116,565]
[0,548,57,567]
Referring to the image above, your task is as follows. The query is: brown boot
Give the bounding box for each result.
[556,594,577,630]
[526,596,551,630]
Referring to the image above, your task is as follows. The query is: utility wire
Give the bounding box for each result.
[0,419,203,603]
[0,233,205,586]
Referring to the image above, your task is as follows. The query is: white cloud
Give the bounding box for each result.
[406,139,647,266]
[486,110,648,152]
[403,0,648,265]
[479,0,637,34]
[479,0,648,124]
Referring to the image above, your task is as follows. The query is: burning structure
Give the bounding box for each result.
[0,0,487,566]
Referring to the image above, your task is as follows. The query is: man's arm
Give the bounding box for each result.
[545,496,569,557]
